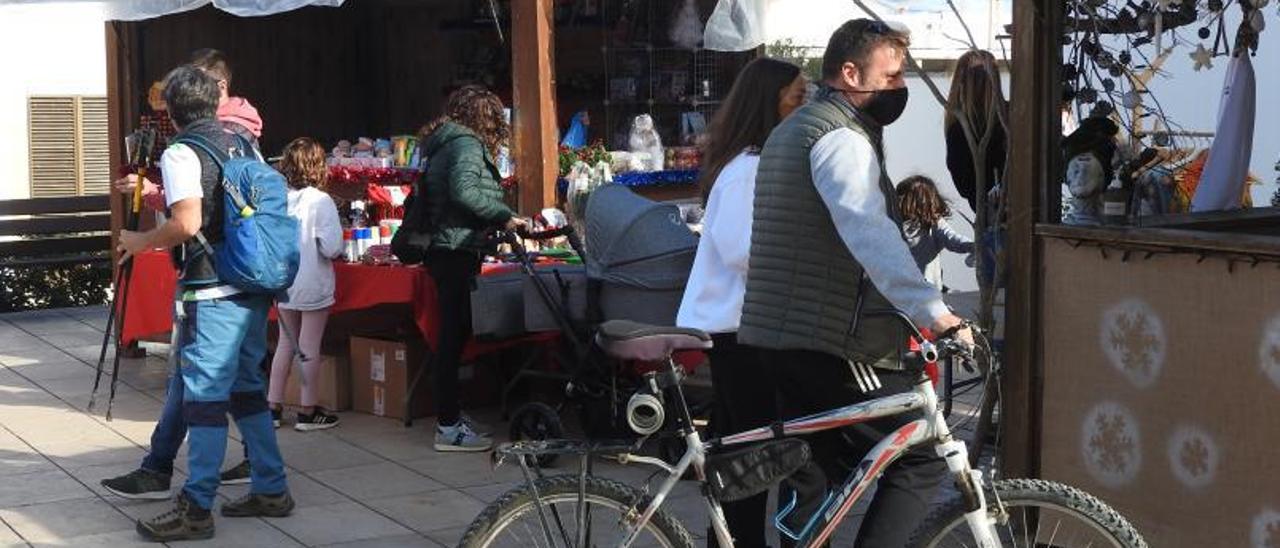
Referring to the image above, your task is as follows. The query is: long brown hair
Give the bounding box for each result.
[944,50,1006,142]
[420,85,510,157]
[896,175,951,229]
[279,137,328,191]
[699,58,802,204]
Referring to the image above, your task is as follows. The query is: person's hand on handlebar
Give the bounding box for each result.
[931,314,976,353]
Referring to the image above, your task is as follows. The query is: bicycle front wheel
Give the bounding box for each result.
[458,475,695,548]
[908,479,1147,548]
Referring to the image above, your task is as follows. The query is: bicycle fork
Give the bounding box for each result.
[936,438,1002,547]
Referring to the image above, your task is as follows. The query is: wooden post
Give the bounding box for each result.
[105,21,140,276]
[1002,0,1061,479]
[510,0,559,215]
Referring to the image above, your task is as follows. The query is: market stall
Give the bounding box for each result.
[103,0,746,424]
[1005,1,1280,545]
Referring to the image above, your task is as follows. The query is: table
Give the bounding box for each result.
[120,250,557,424]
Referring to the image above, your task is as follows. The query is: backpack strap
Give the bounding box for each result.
[173,134,255,258]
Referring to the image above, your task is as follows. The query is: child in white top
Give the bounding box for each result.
[268,137,344,431]
[896,175,974,290]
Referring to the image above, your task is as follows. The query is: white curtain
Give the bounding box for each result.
[1191,53,1256,212]
[99,0,344,21]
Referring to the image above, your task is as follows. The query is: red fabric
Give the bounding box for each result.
[120,250,551,361]
[217,97,263,138]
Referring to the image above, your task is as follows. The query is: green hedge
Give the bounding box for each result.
[0,262,112,313]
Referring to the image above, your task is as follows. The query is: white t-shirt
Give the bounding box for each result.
[676,151,758,334]
[160,143,203,207]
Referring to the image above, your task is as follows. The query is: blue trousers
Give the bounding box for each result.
[139,358,250,476]
[177,294,287,510]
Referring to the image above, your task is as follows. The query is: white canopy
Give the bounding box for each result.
[0,0,346,21]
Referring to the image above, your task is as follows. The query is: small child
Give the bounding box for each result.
[897,175,975,290]
[268,137,345,431]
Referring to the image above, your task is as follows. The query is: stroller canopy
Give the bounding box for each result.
[584,184,697,289]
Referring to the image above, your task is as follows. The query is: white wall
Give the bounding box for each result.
[0,2,109,200]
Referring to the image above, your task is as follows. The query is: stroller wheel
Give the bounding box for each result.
[508,402,564,467]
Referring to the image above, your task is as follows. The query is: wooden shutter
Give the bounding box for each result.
[26,96,111,197]
[79,97,111,195]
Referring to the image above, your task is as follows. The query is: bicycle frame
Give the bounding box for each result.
[616,349,1003,548]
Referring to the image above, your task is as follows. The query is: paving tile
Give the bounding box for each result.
[35,331,108,351]
[12,319,100,337]
[189,516,305,548]
[31,441,144,469]
[269,502,413,546]
[30,529,154,548]
[0,333,57,353]
[319,533,442,547]
[0,345,76,367]
[422,526,468,546]
[0,499,132,544]
[2,361,94,383]
[401,453,525,488]
[277,436,385,473]
[363,490,487,534]
[309,462,446,502]
[0,470,96,509]
[462,483,516,505]
[0,519,25,547]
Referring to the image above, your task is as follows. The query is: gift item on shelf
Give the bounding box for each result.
[629,114,664,172]
[391,135,419,168]
[679,112,707,146]
[666,146,702,171]
[669,0,703,50]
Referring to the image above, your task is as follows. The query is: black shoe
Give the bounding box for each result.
[295,408,340,432]
[219,460,252,486]
[102,468,171,501]
[272,407,283,429]
[136,492,214,542]
[220,491,295,518]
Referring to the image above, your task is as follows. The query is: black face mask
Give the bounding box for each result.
[848,86,909,126]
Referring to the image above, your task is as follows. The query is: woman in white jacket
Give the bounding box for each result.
[268,138,345,431]
[675,57,806,548]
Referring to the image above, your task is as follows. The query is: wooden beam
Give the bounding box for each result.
[105,21,140,272]
[510,0,559,216]
[1002,0,1061,479]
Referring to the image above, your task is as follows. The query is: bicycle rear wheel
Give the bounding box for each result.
[458,475,695,548]
[908,479,1146,548]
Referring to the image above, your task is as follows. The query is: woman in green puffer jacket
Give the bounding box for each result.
[417,85,526,452]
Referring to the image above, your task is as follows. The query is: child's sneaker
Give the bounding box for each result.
[434,421,493,452]
[295,409,340,432]
[271,407,283,429]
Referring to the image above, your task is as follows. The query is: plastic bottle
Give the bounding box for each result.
[1102,175,1128,225]
[343,228,358,262]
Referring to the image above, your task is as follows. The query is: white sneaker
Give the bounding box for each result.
[434,421,493,452]
[459,412,492,436]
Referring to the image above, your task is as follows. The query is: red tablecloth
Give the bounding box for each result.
[120,250,543,360]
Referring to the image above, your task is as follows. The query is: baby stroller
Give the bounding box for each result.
[498,184,704,465]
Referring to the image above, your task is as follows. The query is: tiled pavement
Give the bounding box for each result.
[0,300,988,547]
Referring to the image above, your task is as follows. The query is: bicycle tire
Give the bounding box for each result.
[907,478,1147,548]
[458,475,696,548]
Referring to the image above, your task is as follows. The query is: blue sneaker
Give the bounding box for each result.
[434,421,492,452]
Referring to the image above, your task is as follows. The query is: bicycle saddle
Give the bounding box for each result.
[595,320,712,361]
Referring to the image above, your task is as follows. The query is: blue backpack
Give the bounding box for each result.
[176,134,300,294]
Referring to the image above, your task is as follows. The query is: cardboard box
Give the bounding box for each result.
[349,337,432,420]
[281,355,351,412]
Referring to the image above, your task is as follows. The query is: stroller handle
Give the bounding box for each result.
[494,225,587,259]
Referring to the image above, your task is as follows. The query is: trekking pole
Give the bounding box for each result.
[91,129,154,418]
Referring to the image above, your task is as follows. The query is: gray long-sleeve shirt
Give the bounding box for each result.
[810,128,950,327]
[904,219,974,290]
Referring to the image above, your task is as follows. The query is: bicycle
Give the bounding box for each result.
[459,312,1146,548]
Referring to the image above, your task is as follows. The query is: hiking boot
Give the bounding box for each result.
[295,408,340,432]
[101,468,171,501]
[272,407,283,429]
[136,492,214,542]
[434,421,493,452]
[219,460,252,485]
[220,491,295,518]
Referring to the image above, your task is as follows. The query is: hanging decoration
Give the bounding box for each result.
[1191,43,1215,70]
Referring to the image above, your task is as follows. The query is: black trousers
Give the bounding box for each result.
[425,249,481,427]
[706,333,777,548]
[761,348,947,548]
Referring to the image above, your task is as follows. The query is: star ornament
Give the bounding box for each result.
[1190,43,1214,71]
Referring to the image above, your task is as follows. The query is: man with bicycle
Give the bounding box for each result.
[738,18,975,547]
